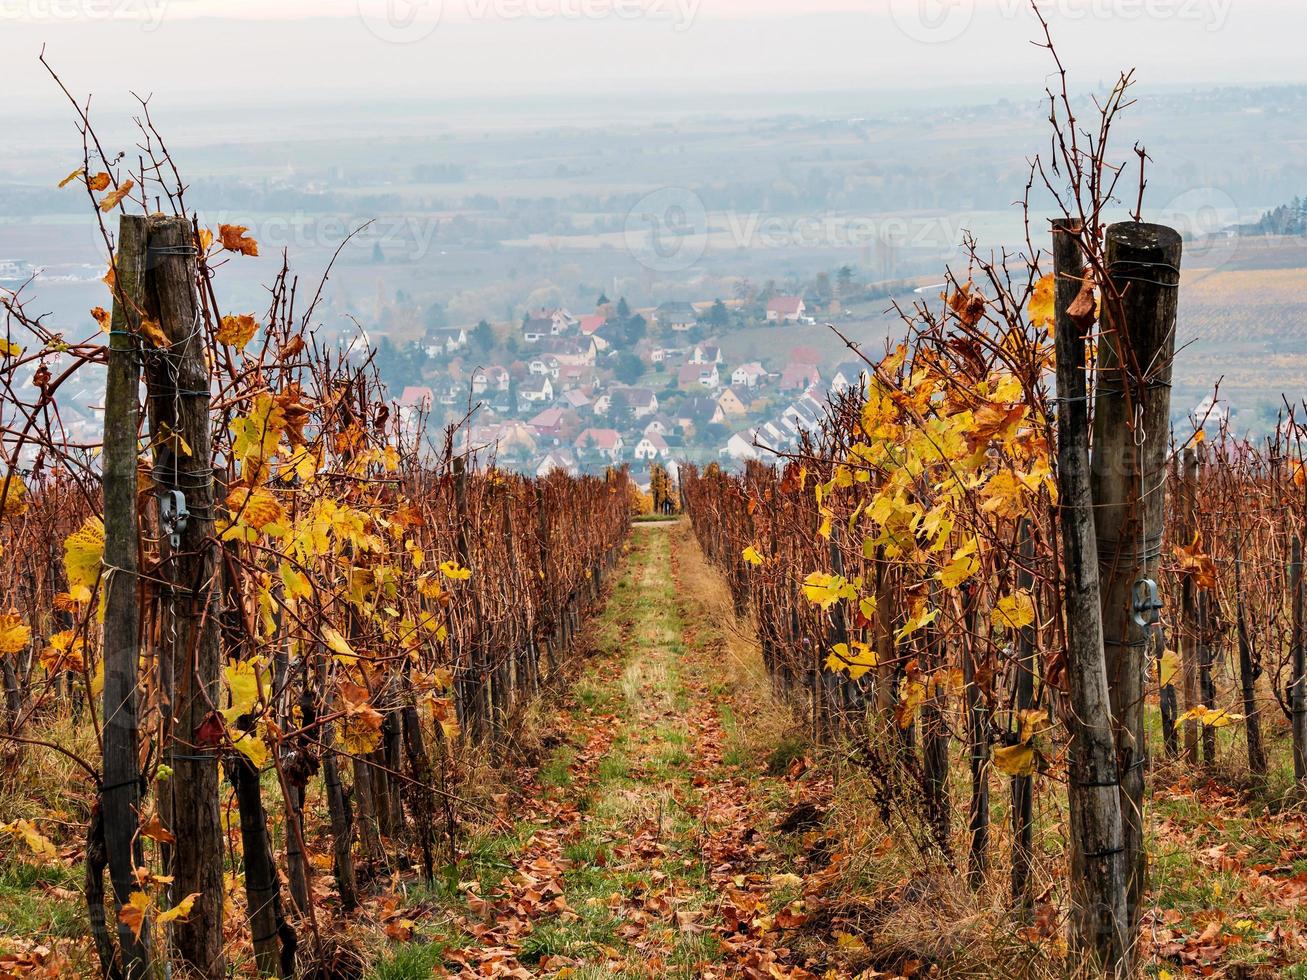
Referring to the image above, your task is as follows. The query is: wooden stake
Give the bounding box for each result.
[1091,220,1181,937]
[1050,217,1129,973]
[100,213,150,979]
[143,214,224,976]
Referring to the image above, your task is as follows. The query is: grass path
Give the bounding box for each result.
[379,521,826,979]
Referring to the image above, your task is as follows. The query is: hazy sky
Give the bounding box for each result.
[3,0,1305,124]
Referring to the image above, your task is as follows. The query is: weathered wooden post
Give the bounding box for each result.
[963,580,989,891]
[143,214,224,977]
[1178,448,1202,763]
[100,213,151,979]
[1292,534,1306,782]
[1091,220,1181,944]
[1009,518,1035,914]
[1050,217,1129,972]
[1231,513,1267,776]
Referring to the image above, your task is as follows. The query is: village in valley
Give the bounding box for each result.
[396,286,878,494]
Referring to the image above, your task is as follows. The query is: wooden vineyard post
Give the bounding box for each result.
[1009,518,1035,914]
[921,580,951,857]
[1231,508,1267,776]
[1292,533,1307,782]
[142,215,225,976]
[1050,217,1129,972]
[100,213,151,979]
[1158,454,1180,759]
[1178,448,1201,763]
[1091,221,1181,938]
[963,580,989,891]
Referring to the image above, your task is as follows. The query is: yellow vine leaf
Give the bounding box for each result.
[230,393,287,478]
[0,612,31,655]
[221,658,269,723]
[157,892,201,927]
[894,601,937,644]
[63,516,105,594]
[742,546,764,566]
[825,641,877,681]
[1,474,27,518]
[1029,273,1055,331]
[802,572,856,609]
[338,682,383,754]
[0,819,59,861]
[225,487,286,534]
[936,538,979,588]
[1178,705,1241,728]
[1158,648,1181,689]
[231,729,269,769]
[895,676,926,729]
[439,560,472,581]
[321,627,356,661]
[118,891,151,941]
[279,561,312,601]
[992,591,1036,631]
[216,314,259,349]
[992,743,1036,777]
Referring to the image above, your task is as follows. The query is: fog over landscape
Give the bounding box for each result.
[4,0,1307,458]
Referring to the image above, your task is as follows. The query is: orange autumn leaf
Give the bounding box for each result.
[87,172,112,192]
[138,318,170,348]
[141,814,174,845]
[1174,531,1217,590]
[947,281,986,329]
[216,314,258,349]
[337,682,384,755]
[118,891,151,941]
[218,224,259,257]
[98,180,134,212]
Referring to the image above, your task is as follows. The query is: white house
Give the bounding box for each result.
[609,386,659,419]
[690,342,722,365]
[528,355,561,379]
[655,302,698,332]
[643,414,674,437]
[535,449,579,478]
[765,296,806,322]
[423,327,468,358]
[574,428,624,462]
[829,362,869,393]
[523,317,552,344]
[633,432,671,461]
[520,375,554,403]
[731,362,766,388]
